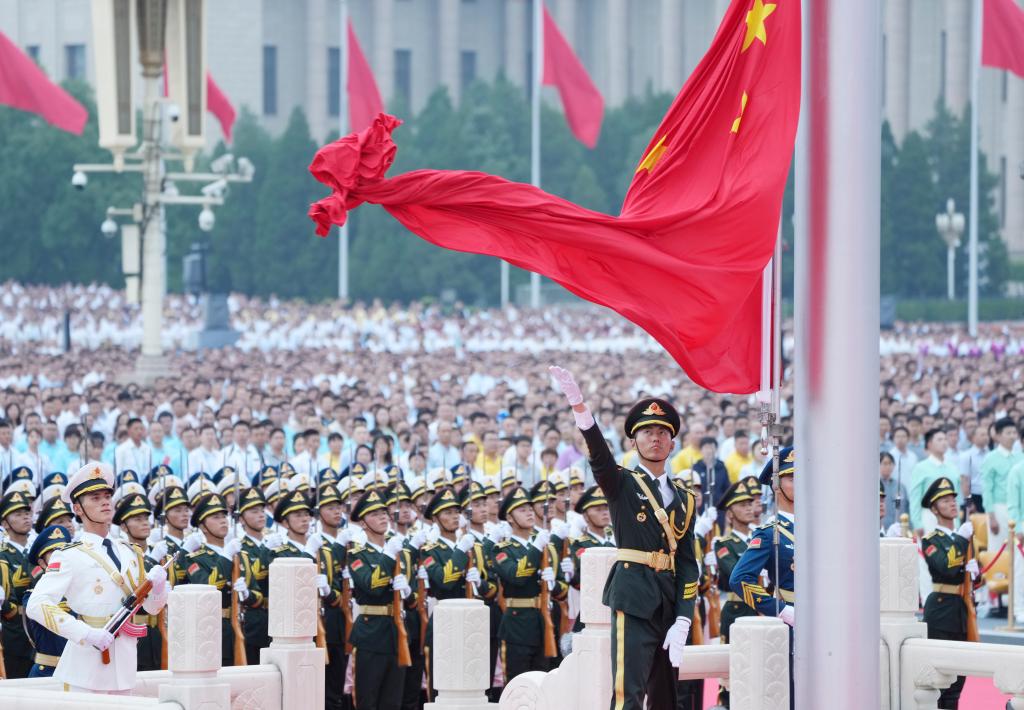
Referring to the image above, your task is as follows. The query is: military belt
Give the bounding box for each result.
[778,589,795,603]
[34,652,61,667]
[504,596,541,608]
[932,583,961,594]
[359,604,394,616]
[80,614,111,628]
[617,548,675,572]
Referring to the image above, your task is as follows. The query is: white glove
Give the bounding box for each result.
[956,521,974,541]
[560,556,575,581]
[549,366,584,406]
[541,566,556,590]
[487,524,507,545]
[263,532,284,549]
[966,559,980,579]
[232,576,250,601]
[706,506,717,523]
[426,524,440,544]
[383,535,406,559]
[551,519,570,539]
[148,528,163,545]
[350,527,368,547]
[149,540,168,561]
[85,627,115,652]
[183,531,204,553]
[458,514,469,530]
[779,605,795,627]
[146,564,168,592]
[703,551,717,569]
[305,534,323,558]
[224,538,242,558]
[0,585,6,606]
[568,516,586,539]
[465,567,481,585]
[342,568,351,582]
[337,527,354,546]
[316,573,330,597]
[456,534,476,554]
[416,566,429,581]
[392,573,412,599]
[885,523,904,538]
[410,529,427,549]
[662,617,691,667]
[532,530,551,551]
[694,510,716,538]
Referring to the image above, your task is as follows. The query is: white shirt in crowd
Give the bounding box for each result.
[220,444,263,478]
[188,446,221,476]
[115,440,152,475]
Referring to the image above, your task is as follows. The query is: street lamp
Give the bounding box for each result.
[935,198,965,301]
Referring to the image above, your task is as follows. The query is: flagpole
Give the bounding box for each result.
[968,0,981,336]
[795,0,881,708]
[338,0,350,302]
[529,0,542,309]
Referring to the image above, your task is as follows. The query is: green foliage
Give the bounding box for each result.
[895,298,1023,322]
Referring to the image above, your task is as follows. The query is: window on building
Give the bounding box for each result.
[394,49,412,107]
[64,44,85,80]
[939,31,947,101]
[26,45,40,63]
[1000,156,1007,229]
[328,47,341,117]
[460,50,477,91]
[263,45,278,116]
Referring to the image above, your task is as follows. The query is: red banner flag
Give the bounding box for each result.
[983,0,1024,78]
[348,20,384,132]
[543,7,603,148]
[207,73,236,143]
[309,0,800,394]
[0,31,87,134]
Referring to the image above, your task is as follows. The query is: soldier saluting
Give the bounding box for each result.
[550,366,699,710]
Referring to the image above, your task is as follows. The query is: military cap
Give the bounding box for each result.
[459,481,487,507]
[0,490,32,519]
[574,484,609,514]
[286,472,312,493]
[217,469,248,498]
[336,476,354,503]
[238,485,266,514]
[148,474,184,501]
[342,462,367,481]
[252,465,279,488]
[113,492,152,525]
[624,398,680,439]
[117,470,141,488]
[274,490,313,522]
[144,465,174,490]
[921,477,957,508]
[481,476,500,497]
[263,479,284,505]
[319,468,340,485]
[28,525,72,567]
[152,485,189,517]
[499,486,532,521]
[388,479,412,504]
[449,463,471,487]
[674,469,701,490]
[319,483,343,507]
[547,470,568,492]
[500,467,520,489]
[279,461,297,477]
[191,493,229,528]
[35,497,74,532]
[424,488,461,521]
[350,489,389,522]
[212,466,238,485]
[567,466,586,489]
[63,462,115,504]
[42,471,69,489]
[717,477,758,509]
[4,466,34,491]
[758,447,795,486]
[407,475,427,501]
[529,480,558,504]
[187,476,218,504]
[426,467,450,492]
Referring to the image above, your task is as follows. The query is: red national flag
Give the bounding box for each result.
[207,73,236,143]
[983,0,1024,78]
[348,20,384,132]
[0,31,87,134]
[309,0,800,394]
[542,7,603,148]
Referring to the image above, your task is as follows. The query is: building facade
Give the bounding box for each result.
[1,0,1021,256]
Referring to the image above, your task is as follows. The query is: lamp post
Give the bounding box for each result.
[935,198,965,301]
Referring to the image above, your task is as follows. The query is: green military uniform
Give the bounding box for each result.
[20,525,72,677]
[236,487,271,665]
[34,497,74,534]
[113,493,163,671]
[568,485,616,633]
[0,490,33,678]
[315,483,350,710]
[712,478,762,661]
[578,398,699,710]
[461,480,503,701]
[920,477,975,709]
[154,486,191,586]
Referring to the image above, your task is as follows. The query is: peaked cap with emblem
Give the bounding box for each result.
[424,488,461,521]
[758,447,795,486]
[114,492,153,525]
[459,480,487,507]
[529,479,557,503]
[319,468,340,485]
[388,479,412,504]
[253,465,279,488]
[63,462,115,504]
[1,490,32,519]
[624,397,680,439]
[449,463,471,487]
[922,476,957,508]
[279,461,296,477]
[499,486,532,521]
[351,488,388,521]
[4,465,34,490]
[342,462,367,481]
[28,525,72,566]
[118,469,141,485]
[42,471,69,489]
[717,476,761,509]
[144,464,174,490]
[574,484,609,514]
[238,485,266,514]
[318,482,343,507]
[191,492,229,528]
[274,489,313,522]
[153,485,189,516]
[35,497,74,532]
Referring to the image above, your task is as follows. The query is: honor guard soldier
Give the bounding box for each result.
[34,496,75,535]
[567,485,615,632]
[113,492,162,671]
[236,486,271,664]
[550,366,699,710]
[920,477,981,709]
[0,489,34,678]
[310,482,351,710]
[26,463,169,693]
[460,480,503,700]
[347,488,413,710]
[152,485,191,585]
[20,524,72,677]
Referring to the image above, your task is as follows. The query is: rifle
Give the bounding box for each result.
[540,490,557,658]
[417,568,429,654]
[159,460,170,669]
[229,467,248,665]
[707,570,722,639]
[341,478,354,653]
[98,553,180,664]
[964,537,979,642]
[558,536,572,636]
[465,535,477,600]
[312,459,327,650]
[390,464,412,667]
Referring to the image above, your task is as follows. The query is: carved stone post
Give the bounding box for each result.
[261,557,326,707]
[879,537,927,710]
[573,547,617,708]
[728,617,790,710]
[157,584,231,708]
[425,599,492,709]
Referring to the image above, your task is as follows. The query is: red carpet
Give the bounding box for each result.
[699,676,1008,707]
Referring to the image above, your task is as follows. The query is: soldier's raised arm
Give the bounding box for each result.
[549,365,621,499]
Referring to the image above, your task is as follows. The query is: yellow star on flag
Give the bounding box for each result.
[635,135,668,174]
[731,92,749,133]
[743,0,777,52]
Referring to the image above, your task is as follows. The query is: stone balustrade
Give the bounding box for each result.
[425,599,494,710]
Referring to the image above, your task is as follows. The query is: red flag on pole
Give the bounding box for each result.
[983,0,1024,78]
[0,31,87,134]
[207,73,236,143]
[309,0,800,393]
[542,7,603,148]
[348,20,383,132]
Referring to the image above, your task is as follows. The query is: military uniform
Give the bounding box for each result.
[113,492,163,672]
[20,525,72,677]
[0,490,33,678]
[578,398,699,710]
[153,486,191,586]
[568,485,615,633]
[712,478,762,650]
[237,487,271,665]
[317,484,351,710]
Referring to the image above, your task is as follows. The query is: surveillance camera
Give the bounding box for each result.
[236,157,255,181]
[167,103,181,122]
[71,171,87,191]
[100,218,118,238]
[201,178,227,200]
[198,206,215,232]
[210,153,234,174]
[162,179,179,197]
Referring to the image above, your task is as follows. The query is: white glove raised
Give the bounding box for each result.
[662,617,691,667]
[183,531,205,553]
[410,529,427,549]
[551,519,570,540]
[350,527,368,547]
[224,538,242,558]
[465,567,481,586]
[703,551,718,569]
[779,605,795,627]
[694,510,715,538]
[146,564,168,592]
[85,627,116,652]
[541,566,556,590]
[149,540,168,561]
[966,559,980,579]
[263,532,284,549]
[456,534,476,554]
[383,535,406,559]
[560,556,575,580]
[416,566,429,581]
[956,521,974,541]
[549,366,584,406]
[232,576,250,601]
[315,573,330,597]
[885,523,904,538]
[392,573,412,599]
[532,530,551,551]
[337,527,354,546]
